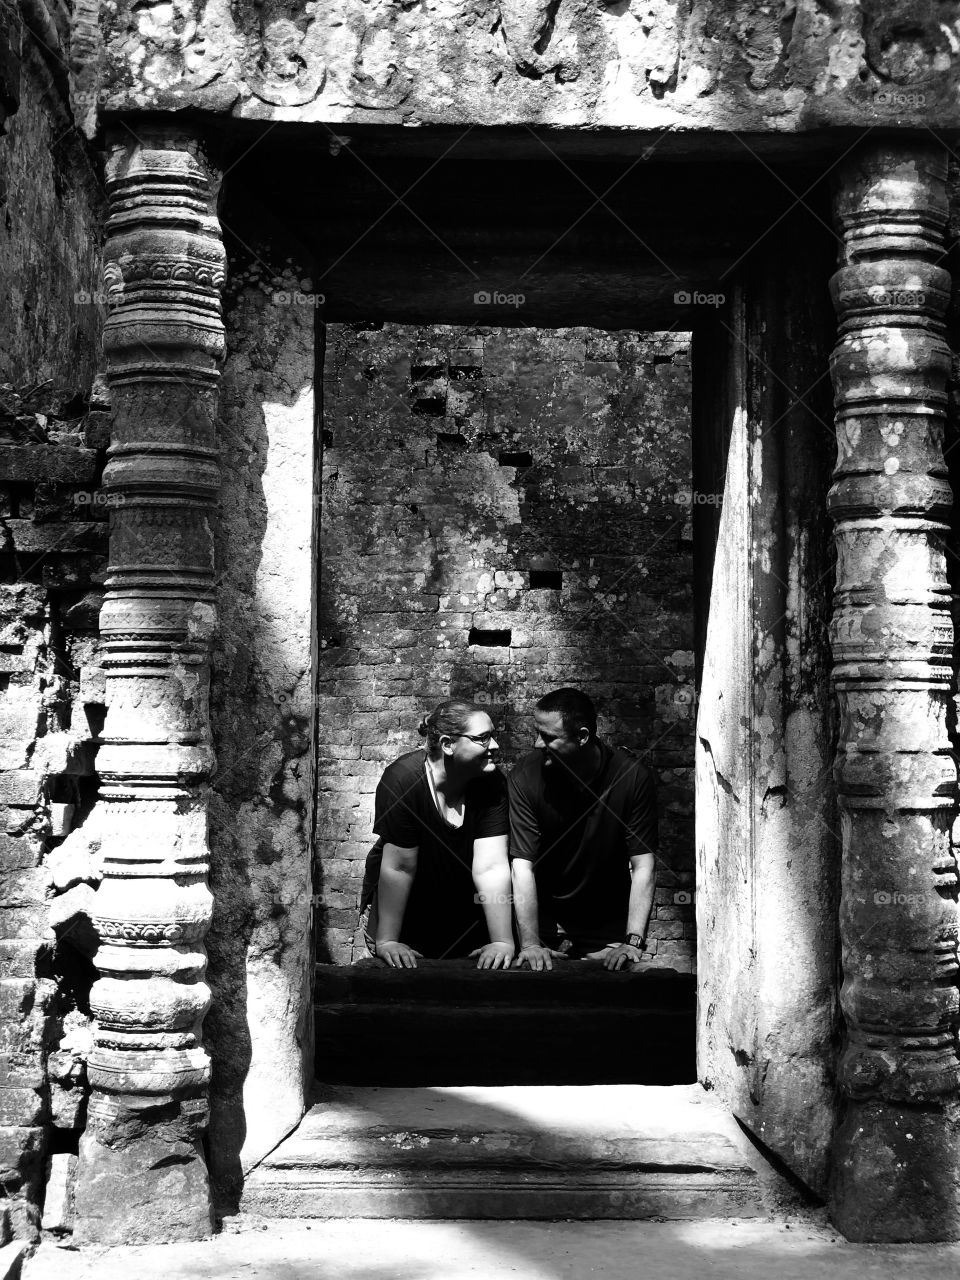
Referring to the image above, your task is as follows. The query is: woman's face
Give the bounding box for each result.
[444,711,499,774]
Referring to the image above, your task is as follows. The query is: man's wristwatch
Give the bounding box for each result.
[625,933,646,951]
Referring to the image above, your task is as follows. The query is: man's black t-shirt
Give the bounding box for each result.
[361,749,509,958]
[508,742,658,941]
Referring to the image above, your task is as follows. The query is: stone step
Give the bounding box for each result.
[314,961,697,1085]
[242,1084,767,1220]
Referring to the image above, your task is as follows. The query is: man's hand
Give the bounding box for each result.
[585,942,643,971]
[470,941,516,970]
[513,944,567,971]
[376,941,422,969]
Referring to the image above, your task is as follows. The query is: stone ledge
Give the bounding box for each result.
[315,959,695,1009]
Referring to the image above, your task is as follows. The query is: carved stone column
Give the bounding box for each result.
[828,140,960,1241]
[73,128,225,1244]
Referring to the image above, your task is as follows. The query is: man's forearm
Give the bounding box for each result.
[511,860,541,947]
[473,864,513,944]
[627,859,656,939]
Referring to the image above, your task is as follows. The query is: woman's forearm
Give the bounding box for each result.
[376,853,416,944]
[473,863,513,944]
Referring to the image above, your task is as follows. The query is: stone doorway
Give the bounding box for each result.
[209,139,840,1213]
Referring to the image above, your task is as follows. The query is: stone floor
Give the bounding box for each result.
[242,1084,763,1219]
[22,1219,960,1280]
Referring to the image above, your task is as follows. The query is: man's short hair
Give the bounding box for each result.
[535,688,598,742]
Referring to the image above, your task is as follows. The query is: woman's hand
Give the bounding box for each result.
[470,940,516,970]
[514,944,566,971]
[376,940,422,968]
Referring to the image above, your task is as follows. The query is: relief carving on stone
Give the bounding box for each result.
[234,0,326,106]
[496,0,581,81]
[861,0,957,85]
[122,0,238,91]
[347,7,415,108]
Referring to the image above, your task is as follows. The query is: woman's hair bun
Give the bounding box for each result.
[417,718,431,738]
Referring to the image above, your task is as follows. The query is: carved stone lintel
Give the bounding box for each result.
[73,128,225,1246]
[828,139,960,1241]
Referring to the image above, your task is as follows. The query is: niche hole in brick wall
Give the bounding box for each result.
[499,451,533,467]
[529,569,563,590]
[469,628,512,647]
[437,432,467,450]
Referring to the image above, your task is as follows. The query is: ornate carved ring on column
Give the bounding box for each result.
[828,139,960,1241]
[73,127,225,1245]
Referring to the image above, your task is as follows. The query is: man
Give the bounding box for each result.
[509,688,657,971]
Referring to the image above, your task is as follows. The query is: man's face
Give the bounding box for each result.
[534,709,586,772]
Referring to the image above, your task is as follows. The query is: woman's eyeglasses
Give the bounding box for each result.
[460,731,497,747]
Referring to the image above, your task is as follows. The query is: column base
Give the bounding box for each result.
[829,1099,960,1242]
[74,1121,214,1245]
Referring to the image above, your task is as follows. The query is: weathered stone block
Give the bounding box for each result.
[41,1152,77,1233]
[0,1124,43,1176]
[74,1129,213,1245]
[0,775,38,807]
[0,1087,45,1127]
[0,447,96,484]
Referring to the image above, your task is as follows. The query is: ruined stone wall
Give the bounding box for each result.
[0,19,106,1247]
[317,322,695,969]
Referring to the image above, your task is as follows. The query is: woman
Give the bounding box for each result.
[360,699,515,969]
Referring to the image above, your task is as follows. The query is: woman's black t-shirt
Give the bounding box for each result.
[361,749,509,958]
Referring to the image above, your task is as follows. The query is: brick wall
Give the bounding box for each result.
[316,323,695,968]
[0,27,106,1245]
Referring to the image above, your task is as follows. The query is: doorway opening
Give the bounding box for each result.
[312,320,697,1085]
